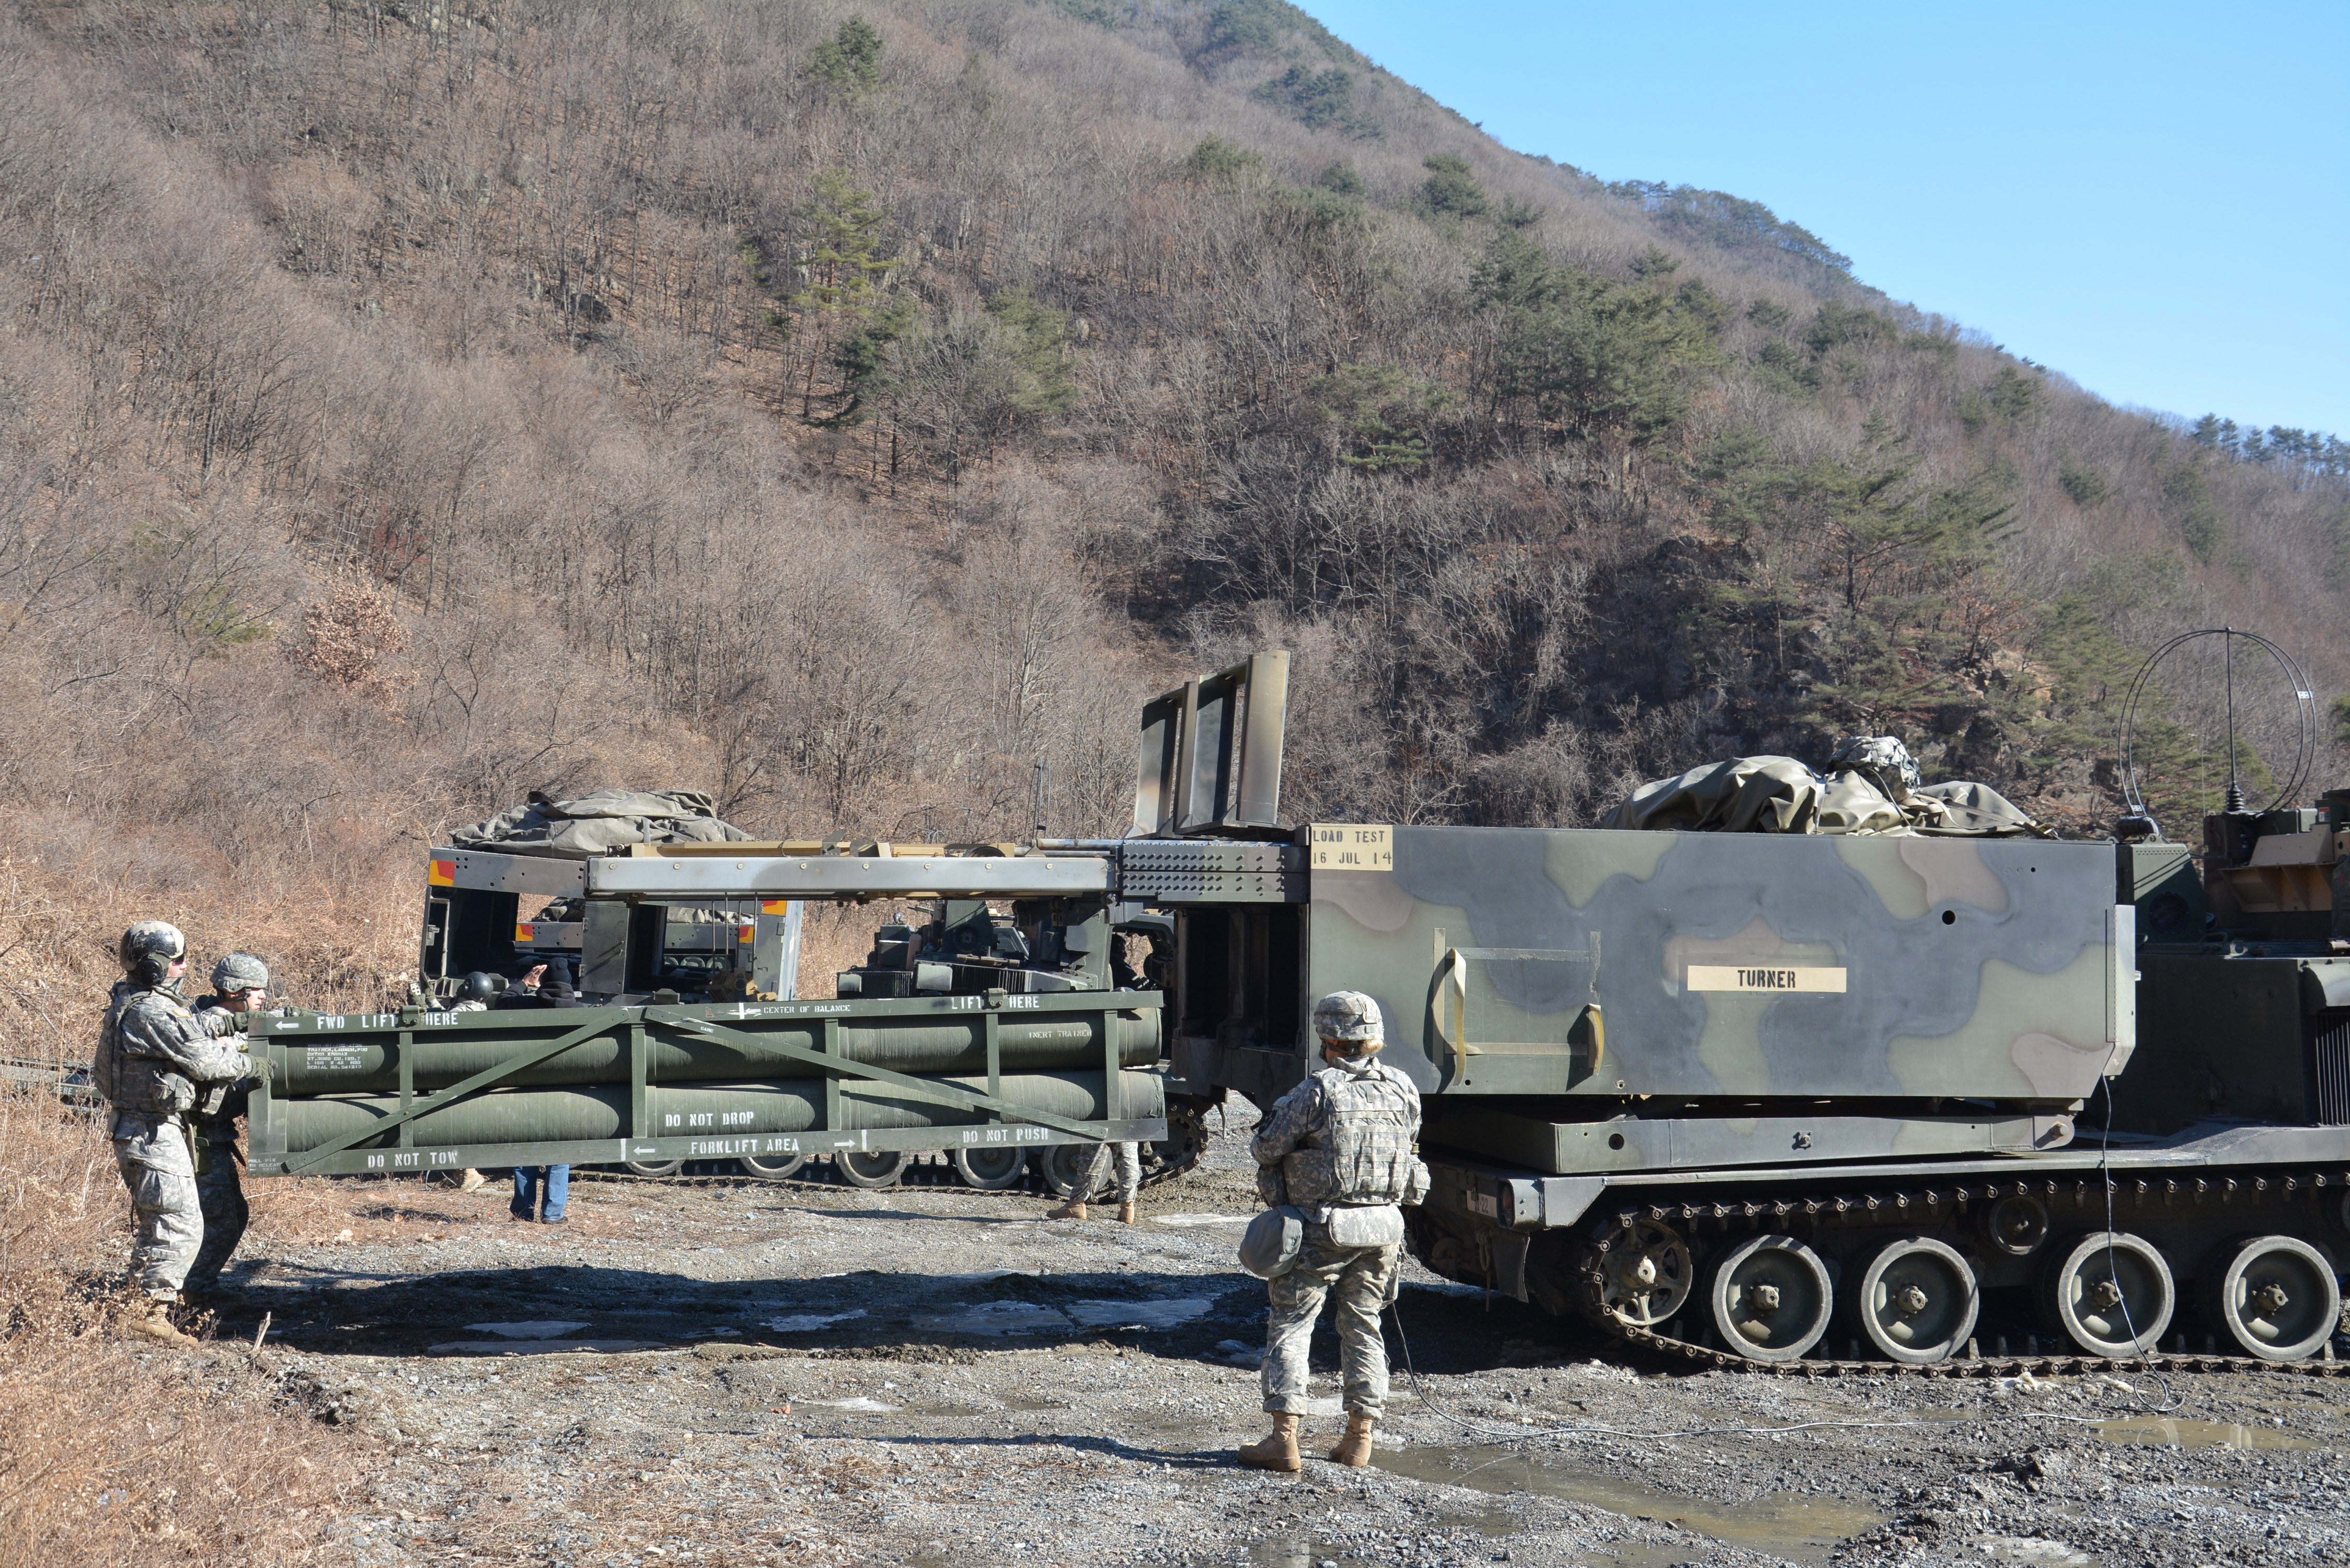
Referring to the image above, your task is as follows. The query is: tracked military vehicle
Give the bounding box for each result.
[244,652,2350,1369]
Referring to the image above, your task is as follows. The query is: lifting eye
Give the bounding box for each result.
[1940,909,1957,925]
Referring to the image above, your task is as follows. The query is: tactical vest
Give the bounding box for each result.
[93,980,136,1104]
[1281,1061,1421,1208]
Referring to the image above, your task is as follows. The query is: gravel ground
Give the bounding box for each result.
[164,1109,2350,1568]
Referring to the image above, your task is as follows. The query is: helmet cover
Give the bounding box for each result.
[1311,989,1385,1051]
[212,952,270,994]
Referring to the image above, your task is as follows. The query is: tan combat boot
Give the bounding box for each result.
[1118,1202,1137,1225]
[120,1294,198,1350]
[1046,1198,1089,1220]
[1328,1412,1376,1468]
[1237,1413,1302,1473]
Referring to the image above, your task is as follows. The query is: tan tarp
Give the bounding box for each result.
[1604,756,2049,838]
[451,788,752,858]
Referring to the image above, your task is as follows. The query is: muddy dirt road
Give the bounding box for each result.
[175,1114,2350,1567]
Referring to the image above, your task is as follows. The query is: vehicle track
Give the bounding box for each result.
[1576,1168,2350,1377]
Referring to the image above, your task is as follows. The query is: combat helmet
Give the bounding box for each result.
[119,921,187,987]
[212,952,270,995]
[1311,990,1384,1054]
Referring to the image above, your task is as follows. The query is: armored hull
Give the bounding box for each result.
[1168,820,2350,1369]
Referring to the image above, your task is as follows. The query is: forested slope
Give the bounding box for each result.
[2,0,2347,1030]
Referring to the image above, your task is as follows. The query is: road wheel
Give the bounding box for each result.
[833,1150,905,1189]
[2041,1231,2173,1358]
[1594,1218,1694,1332]
[1033,1143,1096,1199]
[1848,1236,1979,1365]
[738,1152,807,1181]
[624,1159,684,1179]
[2203,1234,2340,1363]
[1985,1194,2049,1257]
[951,1145,1028,1190]
[1704,1234,1833,1363]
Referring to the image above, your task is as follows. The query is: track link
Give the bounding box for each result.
[1579,1167,2350,1379]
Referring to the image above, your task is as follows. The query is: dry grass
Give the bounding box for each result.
[0,1088,373,1568]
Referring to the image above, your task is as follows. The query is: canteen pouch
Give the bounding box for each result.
[1238,1204,1305,1279]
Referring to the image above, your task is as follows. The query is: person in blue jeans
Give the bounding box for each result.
[512,1164,568,1224]
[508,961,580,1224]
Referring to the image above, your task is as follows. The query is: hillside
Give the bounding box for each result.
[2,0,2348,1038]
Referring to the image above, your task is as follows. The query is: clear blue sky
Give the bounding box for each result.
[1297,1,2350,436]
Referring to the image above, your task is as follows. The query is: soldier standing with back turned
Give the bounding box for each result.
[1238,990,1429,1472]
[95,923,257,1347]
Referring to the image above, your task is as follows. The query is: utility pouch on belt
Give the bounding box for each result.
[1238,1205,1305,1279]
[1322,1202,1405,1249]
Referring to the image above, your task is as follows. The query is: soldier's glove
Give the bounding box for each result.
[238,1051,271,1084]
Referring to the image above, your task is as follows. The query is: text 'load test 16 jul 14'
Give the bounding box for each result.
[236,651,2350,1370]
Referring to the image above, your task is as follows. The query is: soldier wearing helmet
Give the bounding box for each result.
[1236,990,1430,1473]
[182,953,286,1299]
[93,923,258,1347]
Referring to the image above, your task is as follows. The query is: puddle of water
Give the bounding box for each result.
[1248,1537,1342,1568]
[762,1309,868,1334]
[1065,1297,1216,1331]
[425,1339,664,1356]
[920,1301,1072,1336]
[1151,1213,1249,1227]
[1372,1446,1882,1566]
[1431,1507,1518,1538]
[462,1320,591,1339]
[2093,1416,2327,1452]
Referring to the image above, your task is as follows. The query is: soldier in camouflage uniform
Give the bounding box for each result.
[1238,991,1429,1473]
[95,923,256,1347]
[183,953,280,1299]
[1045,1140,1140,1224]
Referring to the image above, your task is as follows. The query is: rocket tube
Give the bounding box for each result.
[271,1009,1159,1096]
[279,1068,1163,1150]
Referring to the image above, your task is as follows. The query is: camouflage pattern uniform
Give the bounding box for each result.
[1250,997,1426,1420]
[184,953,275,1295]
[1074,1140,1141,1204]
[97,931,253,1301]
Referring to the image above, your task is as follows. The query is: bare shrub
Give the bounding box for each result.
[291,579,412,711]
[0,1089,370,1568]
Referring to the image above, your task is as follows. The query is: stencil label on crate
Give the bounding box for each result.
[301,1043,368,1070]
[1685,965,1847,994]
